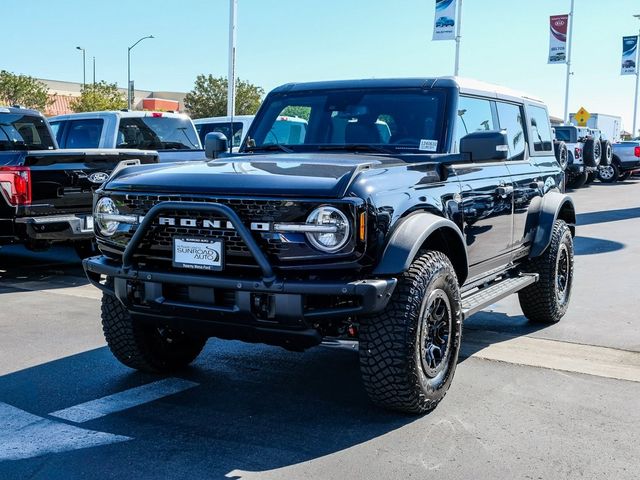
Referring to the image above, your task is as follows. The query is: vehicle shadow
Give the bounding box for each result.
[0,306,562,479]
[0,245,88,293]
[576,206,640,226]
[573,236,625,255]
[0,342,416,479]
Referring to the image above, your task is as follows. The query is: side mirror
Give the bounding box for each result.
[460,130,509,162]
[204,132,229,159]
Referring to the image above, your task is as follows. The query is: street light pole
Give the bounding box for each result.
[227,0,237,118]
[92,56,96,85]
[563,0,575,123]
[632,15,640,138]
[454,0,463,76]
[76,46,86,87]
[127,35,154,110]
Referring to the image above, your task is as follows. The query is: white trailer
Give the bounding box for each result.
[569,113,622,142]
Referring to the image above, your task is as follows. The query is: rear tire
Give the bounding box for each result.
[583,139,600,167]
[598,164,619,183]
[359,251,462,414]
[585,171,596,184]
[619,171,632,181]
[600,140,612,166]
[553,141,568,171]
[101,292,206,372]
[518,220,574,324]
[566,170,588,189]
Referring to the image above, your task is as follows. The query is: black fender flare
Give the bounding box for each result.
[529,192,576,258]
[373,212,468,284]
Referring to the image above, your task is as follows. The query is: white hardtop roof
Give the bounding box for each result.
[448,77,546,106]
[49,110,190,121]
[193,115,255,123]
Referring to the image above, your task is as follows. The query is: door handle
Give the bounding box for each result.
[495,185,514,197]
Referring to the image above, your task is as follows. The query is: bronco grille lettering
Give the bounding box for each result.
[157,217,271,232]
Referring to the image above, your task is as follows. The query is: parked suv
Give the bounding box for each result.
[49,111,204,162]
[83,78,575,414]
[553,125,603,188]
[0,106,157,256]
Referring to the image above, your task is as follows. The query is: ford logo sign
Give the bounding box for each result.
[88,172,110,184]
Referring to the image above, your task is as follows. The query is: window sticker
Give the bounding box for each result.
[419,139,438,152]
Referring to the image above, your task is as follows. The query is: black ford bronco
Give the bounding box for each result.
[0,106,158,257]
[84,78,576,414]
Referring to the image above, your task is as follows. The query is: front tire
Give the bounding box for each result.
[598,164,619,183]
[101,292,206,372]
[359,251,462,414]
[518,220,574,324]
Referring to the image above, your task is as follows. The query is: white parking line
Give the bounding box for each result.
[49,378,199,423]
[0,402,130,461]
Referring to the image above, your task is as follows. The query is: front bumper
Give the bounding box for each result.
[15,214,94,241]
[84,255,396,349]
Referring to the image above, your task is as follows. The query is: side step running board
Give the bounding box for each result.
[461,274,538,320]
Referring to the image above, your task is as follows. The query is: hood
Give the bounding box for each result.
[105,154,386,198]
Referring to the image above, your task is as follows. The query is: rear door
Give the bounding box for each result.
[497,100,543,259]
[452,96,515,278]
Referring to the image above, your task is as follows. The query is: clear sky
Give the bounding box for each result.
[5,0,640,130]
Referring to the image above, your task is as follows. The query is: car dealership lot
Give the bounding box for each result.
[0,181,639,479]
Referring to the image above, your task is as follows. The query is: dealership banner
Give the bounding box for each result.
[432,0,457,41]
[621,36,638,75]
[548,15,569,64]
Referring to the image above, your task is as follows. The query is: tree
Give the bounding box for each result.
[70,81,126,112]
[184,75,264,119]
[281,106,311,121]
[0,70,51,111]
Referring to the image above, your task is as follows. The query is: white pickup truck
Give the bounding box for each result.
[598,141,640,182]
[49,111,206,162]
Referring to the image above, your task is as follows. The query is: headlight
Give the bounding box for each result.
[95,197,119,237]
[305,206,350,252]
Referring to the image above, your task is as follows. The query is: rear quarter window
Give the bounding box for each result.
[527,105,553,153]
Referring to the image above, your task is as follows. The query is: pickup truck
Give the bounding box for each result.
[49,110,205,162]
[0,106,158,257]
[83,77,575,414]
[598,141,640,182]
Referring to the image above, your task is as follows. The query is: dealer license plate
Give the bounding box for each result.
[173,237,224,271]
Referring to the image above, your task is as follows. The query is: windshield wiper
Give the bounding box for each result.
[245,144,294,153]
[317,144,393,154]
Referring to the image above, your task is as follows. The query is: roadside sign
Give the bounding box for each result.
[575,107,591,126]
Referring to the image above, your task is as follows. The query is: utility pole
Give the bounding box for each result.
[454,0,463,76]
[632,15,640,137]
[227,0,237,118]
[563,0,575,123]
[92,56,96,85]
[76,46,86,87]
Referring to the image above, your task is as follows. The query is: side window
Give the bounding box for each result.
[496,102,526,160]
[455,96,496,152]
[49,121,64,145]
[528,106,553,152]
[66,119,103,149]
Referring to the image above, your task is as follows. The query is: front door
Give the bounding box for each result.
[452,96,514,280]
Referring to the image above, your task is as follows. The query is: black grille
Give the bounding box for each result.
[111,195,317,269]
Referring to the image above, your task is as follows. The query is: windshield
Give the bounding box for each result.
[0,114,56,151]
[554,128,572,142]
[244,88,446,153]
[116,116,200,151]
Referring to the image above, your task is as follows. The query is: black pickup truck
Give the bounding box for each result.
[0,106,158,256]
[84,78,575,414]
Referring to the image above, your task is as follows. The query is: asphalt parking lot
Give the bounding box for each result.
[1,180,639,480]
